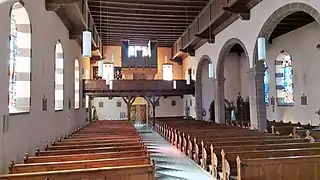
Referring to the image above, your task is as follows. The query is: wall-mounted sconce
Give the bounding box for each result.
[42,94,47,111]
[316,44,320,51]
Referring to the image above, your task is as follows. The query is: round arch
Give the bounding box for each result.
[253,2,320,61]
[216,38,250,78]
[215,38,250,124]
[195,55,212,120]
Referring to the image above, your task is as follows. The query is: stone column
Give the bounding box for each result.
[215,77,226,124]
[255,61,267,131]
[195,81,203,120]
[211,78,217,122]
[247,61,267,131]
[247,68,258,128]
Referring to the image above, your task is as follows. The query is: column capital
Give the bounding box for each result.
[216,76,226,83]
[247,68,255,75]
[255,60,267,73]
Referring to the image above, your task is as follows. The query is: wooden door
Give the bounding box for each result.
[140,105,147,124]
[130,105,136,122]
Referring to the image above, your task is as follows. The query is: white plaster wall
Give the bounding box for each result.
[201,61,214,120]
[93,96,184,120]
[0,1,86,173]
[92,97,127,120]
[185,0,320,125]
[155,97,183,117]
[183,95,196,118]
[224,53,241,103]
[240,53,250,100]
[223,53,249,103]
[265,22,320,125]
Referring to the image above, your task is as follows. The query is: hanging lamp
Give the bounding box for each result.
[82,1,91,57]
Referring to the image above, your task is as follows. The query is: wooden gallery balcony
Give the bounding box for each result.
[83,79,195,97]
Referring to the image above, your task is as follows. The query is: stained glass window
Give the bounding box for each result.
[9,15,17,110]
[275,52,294,105]
[9,2,31,113]
[74,59,80,109]
[54,41,64,110]
[264,62,269,104]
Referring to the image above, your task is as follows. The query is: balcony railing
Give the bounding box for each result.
[83,79,195,93]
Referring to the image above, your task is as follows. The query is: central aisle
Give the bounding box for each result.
[136,124,212,180]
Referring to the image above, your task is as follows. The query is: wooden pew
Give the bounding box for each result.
[0,120,155,180]
[24,150,148,164]
[237,155,320,180]
[156,117,320,179]
[0,165,154,180]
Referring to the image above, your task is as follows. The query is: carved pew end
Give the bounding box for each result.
[8,161,15,174]
[35,148,40,156]
[23,153,29,164]
[52,139,56,146]
[44,144,49,151]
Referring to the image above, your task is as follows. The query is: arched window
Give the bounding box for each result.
[264,62,269,104]
[275,52,294,105]
[54,41,64,110]
[9,2,31,114]
[74,59,80,109]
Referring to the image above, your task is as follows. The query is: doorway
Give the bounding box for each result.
[131,97,149,124]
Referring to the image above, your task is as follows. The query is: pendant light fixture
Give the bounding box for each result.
[208,62,214,78]
[82,1,91,57]
[258,37,266,60]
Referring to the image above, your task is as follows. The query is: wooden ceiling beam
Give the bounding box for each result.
[101,39,177,43]
[95,23,187,29]
[90,10,198,18]
[89,1,205,9]
[89,0,208,6]
[91,14,193,21]
[96,26,185,32]
[101,43,174,47]
[89,5,200,13]
[93,19,189,25]
[99,32,182,36]
[45,0,80,11]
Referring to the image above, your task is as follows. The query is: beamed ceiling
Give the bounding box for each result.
[88,0,209,47]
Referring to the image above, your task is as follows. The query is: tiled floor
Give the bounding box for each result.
[136,124,212,180]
